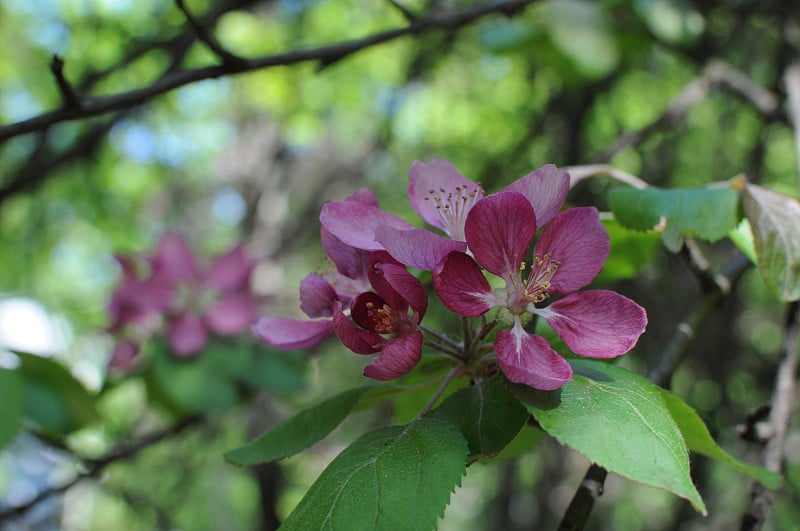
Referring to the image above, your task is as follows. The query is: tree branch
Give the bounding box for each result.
[0,416,202,520]
[0,0,537,143]
[174,0,245,66]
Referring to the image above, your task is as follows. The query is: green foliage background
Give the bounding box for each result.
[1,0,799,530]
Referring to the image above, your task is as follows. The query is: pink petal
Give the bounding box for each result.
[536,290,648,358]
[433,251,498,317]
[407,159,483,239]
[331,302,383,354]
[321,227,369,280]
[204,245,255,291]
[108,341,141,372]
[204,293,259,335]
[320,200,414,251]
[465,192,537,278]
[495,323,573,390]
[500,164,569,227]
[375,226,467,271]
[151,233,198,283]
[252,317,333,350]
[363,331,424,381]
[169,313,208,357]
[534,207,609,295]
[299,274,338,318]
[374,262,428,319]
[344,187,380,207]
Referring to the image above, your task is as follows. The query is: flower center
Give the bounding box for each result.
[521,253,560,304]
[364,301,401,334]
[423,184,484,240]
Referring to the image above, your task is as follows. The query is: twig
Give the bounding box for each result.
[558,252,752,529]
[0,416,202,520]
[384,0,418,22]
[740,302,800,530]
[174,0,245,67]
[0,0,537,143]
[565,164,649,190]
[49,55,82,109]
[416,365,462,419]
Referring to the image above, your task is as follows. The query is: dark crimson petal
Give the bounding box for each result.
[534,207,609,295]
[350,292,388,333]
[321,226,369,280]
[363,331,423,381]
[495,325,572,390]
[432,251,498,317]
[537,290,648,358]
[331,302,383,354]
[205,293,259,335]
[320,200,414,251]
[169,313,208,357]
[374,263,428,319]
[204,244,255,291]
[500,164,569,227]
[299,274,338,318]
[366,252,407,313]
[465,192,537,278]
[375,226,467,271]
[252,317,333,350]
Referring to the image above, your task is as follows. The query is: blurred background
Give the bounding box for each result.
[0,0,799,529]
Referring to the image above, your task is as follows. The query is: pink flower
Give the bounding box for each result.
[253,190,375,350]
[332,252,428,380]
[150,234,260,357]
[433,189,647,390]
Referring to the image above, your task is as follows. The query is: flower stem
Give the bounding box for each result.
[414,365,462,420]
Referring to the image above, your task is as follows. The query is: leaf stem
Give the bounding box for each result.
[415,365,462,420]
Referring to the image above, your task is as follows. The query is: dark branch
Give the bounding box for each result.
[0,0,537,143]
[49,55,82,109]
[0,416,202,520]
[174,0,245,67]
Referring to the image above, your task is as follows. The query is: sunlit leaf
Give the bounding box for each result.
[609,187,741,251]
[596,218,660,282]
[728,218,757,264]
[659,389,781,489]
[280,419,467,531]
[516,359,706,514]
[0,368,24,449]
[428,375,528,461]
[225,386,373,466]
[741,183,800,301]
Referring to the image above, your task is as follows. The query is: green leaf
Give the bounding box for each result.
[741,183,800,301]
[0,368,24,449]
[428,375,528,462]
[15,352,99,436]
[225,386,373,466]
[596,218,660,282]
[609,187,741,252]
[280,418,468,531]
[728,218,757,264]
[659,389,782,490]
[516,359,706,514]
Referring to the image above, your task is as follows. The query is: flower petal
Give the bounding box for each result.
[204,244,255,291]
[375,226,467,271]
[536,290,648,358]
[252,317,333,350]
[495,323,572,390]
[374,262,428,318]
[344,187,380,207]
[465,192,537,278]
[321,227,369,280]
[108,341,141,372]
[331,302,383,354]
[407,159,483,239]
[169,313,207,357]
[320,200,414,251]
[433,251,498,317]
[151,232,198,283]
[363,331,423,381]
[534,207,609,294]
[299,274,338,318]
[205,293,259,335]
[500,164,569,227]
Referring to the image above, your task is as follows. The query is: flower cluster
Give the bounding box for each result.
[256,159,647,390]
[107,233,259,370]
